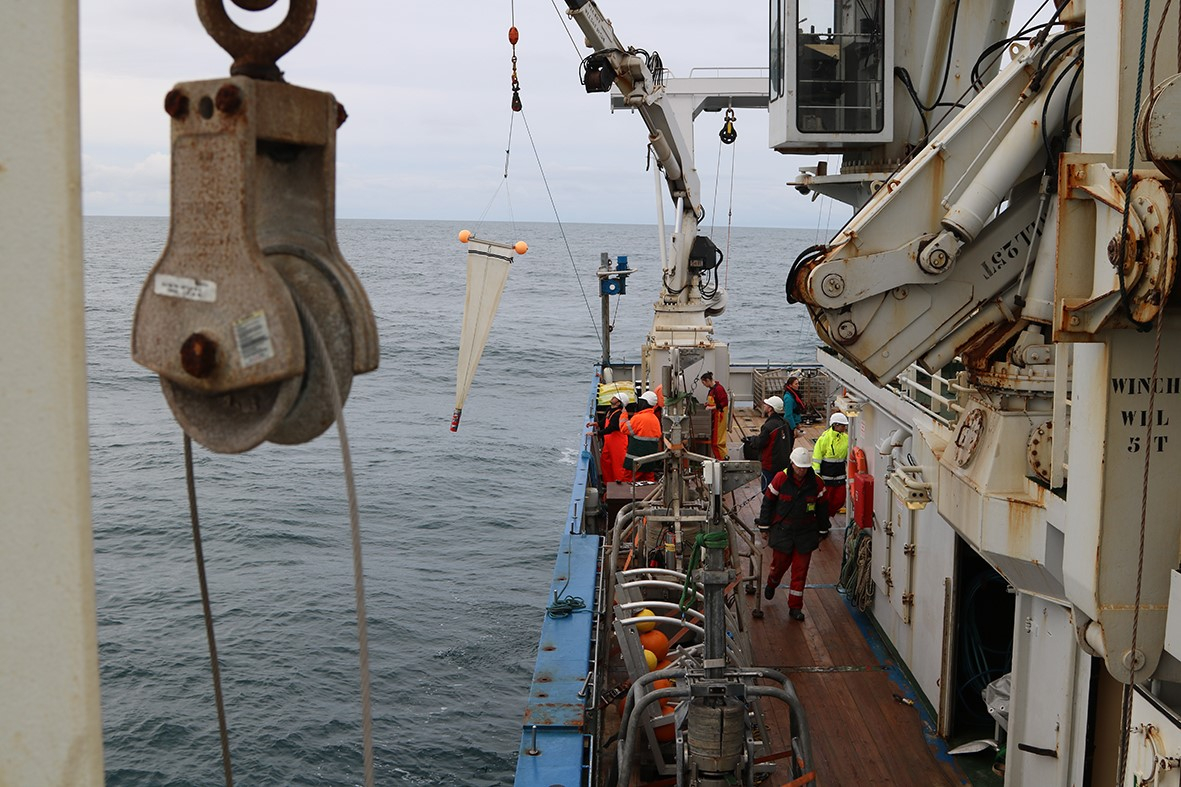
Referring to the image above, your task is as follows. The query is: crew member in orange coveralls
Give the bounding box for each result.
[624,391,662,482]
[699,371,730,460]
[599,391,631,483]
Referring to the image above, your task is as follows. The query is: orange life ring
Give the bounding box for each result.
[850,446,868,475]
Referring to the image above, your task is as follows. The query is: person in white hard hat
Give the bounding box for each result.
[599,391,632,483]
[757,446,827,621]
[624,391,662,482]
[813,411,851,535]
[743,395,793,490]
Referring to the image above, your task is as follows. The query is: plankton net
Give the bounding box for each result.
[451,231,527,431]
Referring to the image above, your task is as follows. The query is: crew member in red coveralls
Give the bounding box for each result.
[699,371,730,460]
[758,447,827,621]
[598,391,631,483]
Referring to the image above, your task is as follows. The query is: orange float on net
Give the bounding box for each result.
[514,240,528,255]
[508,26,519,45]
[458,229,472,243]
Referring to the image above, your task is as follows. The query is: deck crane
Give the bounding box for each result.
[564,0,762,388]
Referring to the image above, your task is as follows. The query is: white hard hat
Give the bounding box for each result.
[790,447,812,468]
[613,391,631,406]
[830,412,850,426]
[763,396,785,414]
[640,391,659,406]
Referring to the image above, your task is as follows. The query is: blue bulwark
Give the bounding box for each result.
[514,530,601,786]
[514,372,604,787]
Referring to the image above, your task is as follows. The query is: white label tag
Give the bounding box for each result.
[153,273,217,302]
[234,311,275,368]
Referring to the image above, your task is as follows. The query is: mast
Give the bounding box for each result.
[0,2,105,782]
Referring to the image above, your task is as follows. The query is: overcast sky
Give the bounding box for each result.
[80,1,1050,229]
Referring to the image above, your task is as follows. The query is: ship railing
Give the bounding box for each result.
[887,363,965,427]
[890,354,1072,490]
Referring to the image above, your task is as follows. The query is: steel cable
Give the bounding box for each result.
[183,435,235,787]
[294,296,375,787]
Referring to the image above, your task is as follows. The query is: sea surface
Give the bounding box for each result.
[86,216,826,785]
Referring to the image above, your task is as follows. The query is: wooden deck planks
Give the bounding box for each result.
[725,409,968,786]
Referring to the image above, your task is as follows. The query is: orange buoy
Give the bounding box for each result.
[654,704,677,742]
[652,678,672,691]
[458,229,472,243]
[639,629,670,662]
[514,240,528,255]
[508,26,519,45]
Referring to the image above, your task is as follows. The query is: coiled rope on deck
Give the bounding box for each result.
[838,523,874,612]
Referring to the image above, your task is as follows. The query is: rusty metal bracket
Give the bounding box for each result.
[197,0,317,81]
[1055,156,1177,337]
[132,76,378,453]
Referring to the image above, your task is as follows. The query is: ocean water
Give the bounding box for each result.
[86,216,824,785]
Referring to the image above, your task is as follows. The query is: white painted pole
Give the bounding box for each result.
[0,2,105,783]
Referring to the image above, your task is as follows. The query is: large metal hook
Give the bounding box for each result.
[196,0,317,81]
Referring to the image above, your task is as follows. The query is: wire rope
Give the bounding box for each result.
[183,435,235,787]
[517,109,605,354]
[548,0,584,58]
[1115,1,1157,343]
[293,297,376,787]
[724,132,736,290]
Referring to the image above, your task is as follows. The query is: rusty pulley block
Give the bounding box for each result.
[132,0,378,453]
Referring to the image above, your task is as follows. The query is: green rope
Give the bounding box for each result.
[547,593,587,618]
[678,530,730,613]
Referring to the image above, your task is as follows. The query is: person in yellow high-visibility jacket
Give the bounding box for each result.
[812,412,850,535]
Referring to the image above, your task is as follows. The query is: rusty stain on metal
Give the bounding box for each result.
[180,333,218,378]
[522,704,587,727]
[215,84,243,115]
[164,89,189,119]
[1006,496,1034,543]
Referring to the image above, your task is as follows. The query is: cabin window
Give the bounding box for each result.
[795,0,885,134]
[770,0,785,99]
